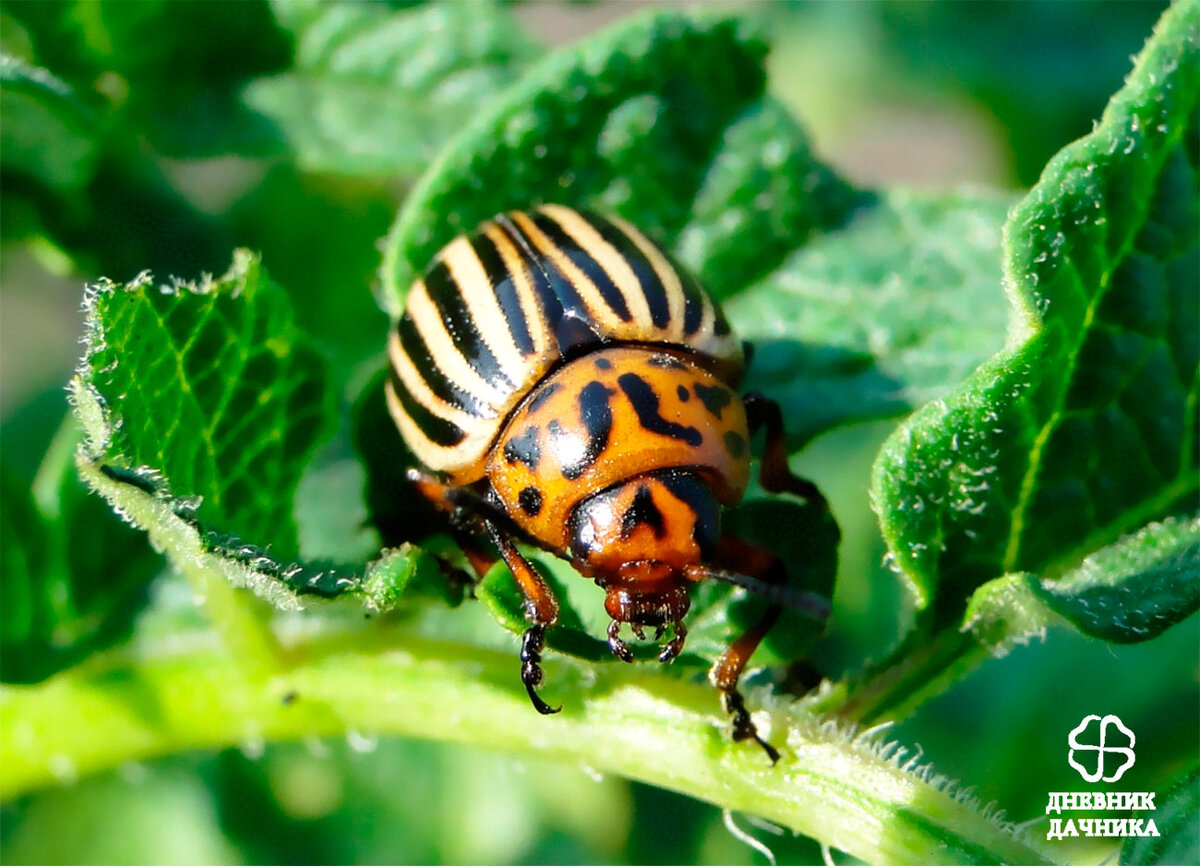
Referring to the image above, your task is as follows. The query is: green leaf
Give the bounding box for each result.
[243,1,539,177]
[74,249,332,556]
[1,465,53,675]
[1,420,158,684]
[1121,764,1200,866]
[728,188,1016,447]
[964,513,1199,650]
[378,8,859,317]
[0,53,98,190]
[872,1,1200,625]
[4,0,289,159]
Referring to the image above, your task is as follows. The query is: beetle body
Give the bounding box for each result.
[386,205,832,761]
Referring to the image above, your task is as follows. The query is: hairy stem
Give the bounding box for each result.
[0,618,1047,866]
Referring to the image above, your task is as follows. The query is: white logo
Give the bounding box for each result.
[1068,714,1136,783]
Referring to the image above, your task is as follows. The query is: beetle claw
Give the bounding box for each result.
[607,621,634,663]
[658,619,687,663]
[721,689,780,764]
[520,625,561,715]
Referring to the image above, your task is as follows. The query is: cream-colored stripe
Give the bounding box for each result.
[387,330,483,427]
[385,380,454,470]
[406,279,505,405]
[605,213,686,341]
[508,210,622,331]
[385,379,495,481]
[483,223,548,356]
[441,236,525,382]
[540,205,654,331]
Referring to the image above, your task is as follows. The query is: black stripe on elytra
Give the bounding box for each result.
[395,316,488,417]
[712,301,732,337]
[471,231,535,356]
[533,212,632,323]
[620,484,665,540]
[425,260,513,390]
[579,211,672,329]
[496,213,566,325]
[679,271,705,335]
[513,223,601,349]
[388,366,466,447]
[559,380,614,480]
[617,373,703,445]
[693,383,733,418]
[503,425,541,469]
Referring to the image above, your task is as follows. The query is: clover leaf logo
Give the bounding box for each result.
[1067,714,1136,783]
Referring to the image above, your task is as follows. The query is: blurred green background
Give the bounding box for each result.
[2,2,1193,865]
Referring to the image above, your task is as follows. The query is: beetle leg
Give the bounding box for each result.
[658,618,686,663]
[607,620,634,663]
[486,523,562,715]
[407,468,541,546]
[742,392,830,509]
[690,535,792,764]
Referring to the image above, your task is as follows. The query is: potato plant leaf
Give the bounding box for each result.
[872,1,1199,629]
[1120,763,1199,866]
[729,189,1016,447]
[964,513,1199,650]
[74,249,331,558]
[244,0,540,177]
[4,0,288,159]
[0,53,98,191]
[1,421,158,684]
[379,9,860,317]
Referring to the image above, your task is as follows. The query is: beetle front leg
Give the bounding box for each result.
[487,523,562,715]
[690,535,798,764]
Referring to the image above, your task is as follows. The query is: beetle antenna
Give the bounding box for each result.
[698,568,831,622]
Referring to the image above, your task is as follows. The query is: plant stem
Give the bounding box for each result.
[0,624,1048,866]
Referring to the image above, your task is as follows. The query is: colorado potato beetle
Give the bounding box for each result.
[386,204,833,761]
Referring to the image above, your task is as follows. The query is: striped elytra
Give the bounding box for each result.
[386,205,744,483]
[389,205,833,762]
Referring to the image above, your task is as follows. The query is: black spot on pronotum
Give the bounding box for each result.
[694,383,733,419]
[618,373,703,445]
[281,690,299,706]
[559,380,614,479]
[723,430,746,459]
[527,382,562,413]
[620,485,666,539]
[518,486,543,516]
[504,425,541,468]
[594,357,613,370]
[676,384,690,402]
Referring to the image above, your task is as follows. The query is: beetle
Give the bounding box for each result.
[386,204,834,761]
